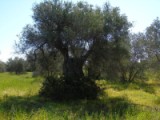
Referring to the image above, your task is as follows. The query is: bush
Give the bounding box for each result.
[39,76,100,101]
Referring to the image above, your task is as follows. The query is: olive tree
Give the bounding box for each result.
[17,0,131,100]
[6,57,26,74]
[0,61,6,72]
[146,18,160,62]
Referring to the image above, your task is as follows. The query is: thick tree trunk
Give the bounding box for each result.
[63,57,84,80]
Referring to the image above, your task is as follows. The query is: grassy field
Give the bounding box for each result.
[0,72,160,120]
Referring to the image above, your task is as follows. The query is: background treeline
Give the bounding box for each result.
[0,57,30,74]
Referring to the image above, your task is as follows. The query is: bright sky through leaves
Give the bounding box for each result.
[0,0,160,62]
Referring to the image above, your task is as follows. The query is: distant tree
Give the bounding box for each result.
[0,61,6,72]
[130,33,148,62]
[145,18,160,74]
[98,33,148,82]
[116,33,148,82]
[6,57,26,74]
[146,18,160,62]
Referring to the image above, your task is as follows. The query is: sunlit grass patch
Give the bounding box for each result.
[0,72,160,119]
[103,79,160,108]
[0,72,42,97]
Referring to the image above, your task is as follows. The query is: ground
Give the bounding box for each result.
[0,72,160,120]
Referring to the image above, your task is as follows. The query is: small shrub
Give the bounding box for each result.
[39,76,100,101]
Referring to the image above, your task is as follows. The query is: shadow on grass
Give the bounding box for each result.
[0,95,44,113]
[68,96,136,117]
[133,81,155,94]
[0,94,136,118]
[108,81,156,94]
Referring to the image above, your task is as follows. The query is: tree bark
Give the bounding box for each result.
[63,57,84,80]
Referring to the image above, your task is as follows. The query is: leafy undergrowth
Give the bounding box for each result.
[0,72,160,119]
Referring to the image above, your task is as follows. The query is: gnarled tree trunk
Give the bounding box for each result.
[63,57,84,80]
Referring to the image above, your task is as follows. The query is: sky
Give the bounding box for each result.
[0,0,160,62]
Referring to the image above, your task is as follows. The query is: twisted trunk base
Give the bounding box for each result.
[63,57,84,80]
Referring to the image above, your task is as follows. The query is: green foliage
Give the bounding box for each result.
[146,17,160,62]
[0,60,6,72]
[40,76,100,101]
[17,0,131,78]
[16,0,133,100]
[15,0,160,102]
[27,50,63,77]
[99,32,148,82]
[6,57,27,74]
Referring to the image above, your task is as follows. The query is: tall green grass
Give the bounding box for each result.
[0,72,160,119]
[0,73,41,97]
